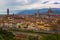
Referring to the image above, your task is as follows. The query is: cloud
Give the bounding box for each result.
[0,0,60,14]
[0,0,60,8]
[42,0,60,4]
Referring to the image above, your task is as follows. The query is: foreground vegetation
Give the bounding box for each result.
[13,29,60,40]
[15,33,60,40]
[0,29,15,40]
[40,34,60,40]
[0,28,60,40]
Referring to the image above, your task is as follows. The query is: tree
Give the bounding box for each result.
[0,28,15,40]
[40,34,60,40]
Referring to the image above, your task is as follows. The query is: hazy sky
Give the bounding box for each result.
[0,0,60,14]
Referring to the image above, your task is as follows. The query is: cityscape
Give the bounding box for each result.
[0,0,60,40]
[0,8,60,40]
[0,8,60,31]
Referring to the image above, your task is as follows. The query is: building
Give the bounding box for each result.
[0,8,60,31]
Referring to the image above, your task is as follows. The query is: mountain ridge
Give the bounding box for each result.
[15,8,60,15]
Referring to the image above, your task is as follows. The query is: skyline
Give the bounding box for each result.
[0,0,60,14]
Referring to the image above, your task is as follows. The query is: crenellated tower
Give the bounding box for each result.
[7,8,9,16]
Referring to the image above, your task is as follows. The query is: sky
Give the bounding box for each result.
[0,0,60,14]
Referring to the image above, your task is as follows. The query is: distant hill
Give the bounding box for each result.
[15,8,60,15]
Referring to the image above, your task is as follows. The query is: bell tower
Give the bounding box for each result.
[35,9,40,17]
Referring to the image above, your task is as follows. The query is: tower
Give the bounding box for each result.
[35,9,40,17]
[7,8,9,15]
[47,8,53,15]
[46,8,53,18]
